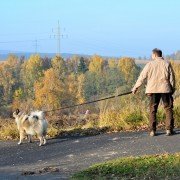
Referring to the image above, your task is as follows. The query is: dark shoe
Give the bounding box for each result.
[170,130,176,135]
[150,131,156,137]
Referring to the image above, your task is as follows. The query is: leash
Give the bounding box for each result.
[44,91,132,113]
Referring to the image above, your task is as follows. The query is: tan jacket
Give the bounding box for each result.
[132,57,175,94]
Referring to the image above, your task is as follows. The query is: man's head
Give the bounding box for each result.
[152,48,162,60]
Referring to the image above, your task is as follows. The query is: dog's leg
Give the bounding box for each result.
[28,135,32,143]
[43,136,47,145]
[18,131,24,145]
[38,136,43,146]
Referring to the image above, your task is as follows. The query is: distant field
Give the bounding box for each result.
[1,59,180,64]
[135,59,180,64]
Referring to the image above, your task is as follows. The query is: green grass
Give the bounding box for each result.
[72,153,180,180]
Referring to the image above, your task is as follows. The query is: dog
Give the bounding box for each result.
[13,109,48,146]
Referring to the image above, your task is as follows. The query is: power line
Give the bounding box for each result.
[0,38,51,44]
[0,32,50,37]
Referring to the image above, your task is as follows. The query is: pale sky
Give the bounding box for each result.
[0,0,180,57]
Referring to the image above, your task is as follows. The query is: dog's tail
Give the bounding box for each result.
[28,111,48,135]
[29,111,45,121]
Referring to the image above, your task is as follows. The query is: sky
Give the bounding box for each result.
[0,0,180,57]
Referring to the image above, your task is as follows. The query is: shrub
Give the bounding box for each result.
[99,107,148,131]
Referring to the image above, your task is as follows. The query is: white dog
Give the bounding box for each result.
[13,109,48,146]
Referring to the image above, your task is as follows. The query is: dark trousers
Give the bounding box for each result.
[149,93,174,131]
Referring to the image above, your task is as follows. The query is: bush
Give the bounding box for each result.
[99,107,148,131]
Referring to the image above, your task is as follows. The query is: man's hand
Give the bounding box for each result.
[132,88,138,94]
[147,93,152,96]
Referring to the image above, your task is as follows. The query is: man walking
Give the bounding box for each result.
[132,48,175,136]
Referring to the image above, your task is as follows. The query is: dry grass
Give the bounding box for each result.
[99,104,180,131]
[0,98,179,140]
[0,114,100,140]
[99,107,148,131]
[0,119,19,140]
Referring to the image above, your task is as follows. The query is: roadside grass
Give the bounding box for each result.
[99,105,180,131]
[99,107,148,131]
[0,118,108,140]
[72,153,180,180]
[0,103,179,140]
[0,119,19,140]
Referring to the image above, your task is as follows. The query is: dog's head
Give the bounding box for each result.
[13,109,20,118]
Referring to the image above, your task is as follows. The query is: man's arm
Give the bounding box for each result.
[169,63,176,93]
[132,63,150,94]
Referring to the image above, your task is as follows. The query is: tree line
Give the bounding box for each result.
[0,54,141,115]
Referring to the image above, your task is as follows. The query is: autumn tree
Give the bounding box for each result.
[20,54,44,98]
[0,55,20,103]
[118,57,140,85]
[84,66,125,100]
[76,74,86,103]
[12,88,24,110]
[66,73,78,105]
[51,56,67,80]
[34,55,78,110]
[108,58,117,69]
[34,68,67,110]
[89,55,104,74]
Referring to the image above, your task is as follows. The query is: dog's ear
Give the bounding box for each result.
[16,109,20,115]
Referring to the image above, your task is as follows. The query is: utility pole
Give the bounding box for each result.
[57,20,60,56]
[33,39,39,54]
[51,20,67,56]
